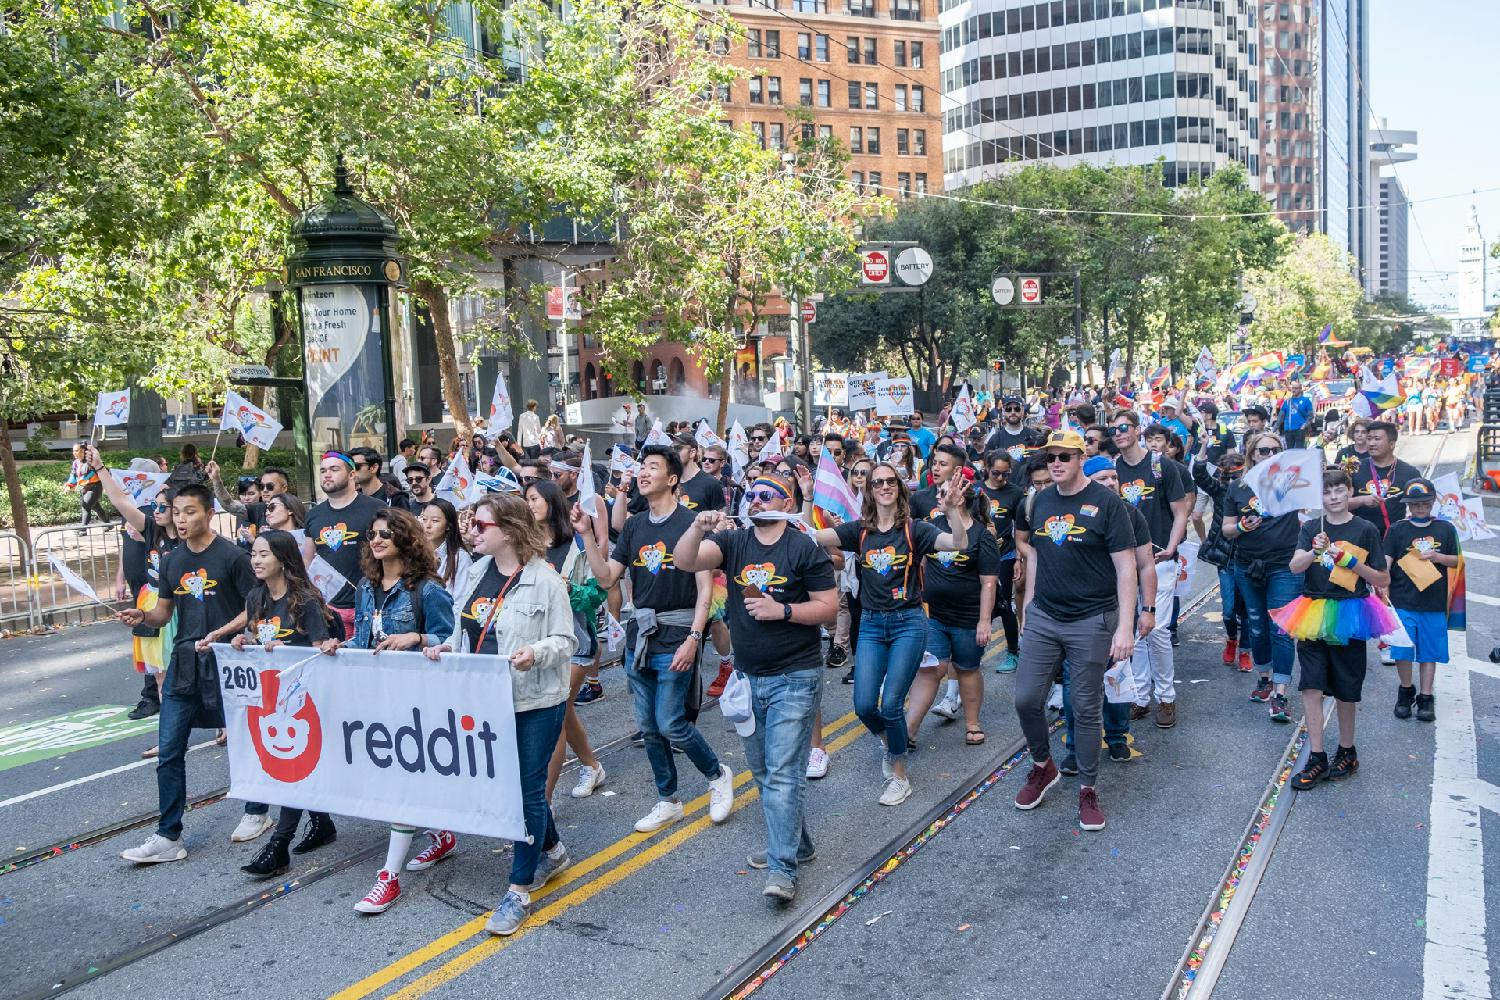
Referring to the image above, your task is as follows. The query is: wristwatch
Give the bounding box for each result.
[782,603,793,621]
[1141,605,1156,613]
[687,629,703,642]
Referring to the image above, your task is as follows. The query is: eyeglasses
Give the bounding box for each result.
[703,457,723,464]
[1254,446,1280,455]
[1109,424,1134,436]
[472,519,500,532]
[989,469,1008,478]
[370,528,395,540]
[827,450,843,458]
[258,482,277,491]
[745,489,783,503]
[1003,406,1023,413]
[870,477,900,488]
[1044,452,1077,464]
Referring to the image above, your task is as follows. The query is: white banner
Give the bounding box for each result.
[212,644,526,841]
[489,368,514,432]
[813,372,849,408]
[950,385,976,433]
[222,389,284,450]
[110,468,169,507]
[872,376,915,417]
[847,372,886,412]
[1242,447,1323,517]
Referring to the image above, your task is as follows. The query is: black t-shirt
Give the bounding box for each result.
[1224,481,1303,566]
[1351,457,1422,536]
[143,520,180,597]
[1201,423,1237,464]
[678,470,727,512]
[1297,515,1386,599]
[545,539,573,575]
[1127,505,1151,549]
[985,424,1042,463]
[233,501,268,549]
[980,481,1025,554]
[1026,481,1135,622]
[123,530,149,594]
[1382,518,1459,613]
[305,494,387,608]
[612,506,700,613]
[459,561,515,655]
[833,518,943,612]
[921,516,1001,628]
[162,537,256,650]
[248,591,333,647]
[707,526,836,675]
[1333,444,1368,471]
[1115,450,1187,551]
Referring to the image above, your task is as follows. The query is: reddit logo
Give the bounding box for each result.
[248,669,322,783]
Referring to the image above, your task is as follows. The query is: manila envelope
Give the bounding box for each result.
[1396,549,1442,591]
[1330,541,1369,592]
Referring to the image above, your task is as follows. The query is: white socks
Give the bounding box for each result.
[944,679,960,701]
[385,826,415,874]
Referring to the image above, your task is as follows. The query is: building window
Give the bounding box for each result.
[848,80,861,108]
[891,0,920,20]
[716,82,731,103]
[846,0,875,15]
[894,84,907,111]
[864,37,878,64]
[868,170,882,191]
[895,40,906,65]
[818,124,832,140]
[748,29,762,58]
[749,76,764,103]
[798,32,812,60]
[817,79,831,106]
[847,35,860,63]
[897,127,910,154]
[799,77,813,105]
[765,30,781,57]
[751,122,766,148]
[768,77,782,104]
[867,126,881,153]
[915,173,927,195]
[852,169,865,193]
[794,0,827,10]
[802,122,815,142]
[910,85,924,112]
[769,122,785,150]
[815,34,829,60]
[914,128,926,154]
[850,125,863,153]
[910,40,923,67]
[864,82,879,109]
[898,172,911,198]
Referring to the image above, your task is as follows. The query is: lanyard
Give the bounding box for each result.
[474,568,522,652]
[1365,457,1392,533]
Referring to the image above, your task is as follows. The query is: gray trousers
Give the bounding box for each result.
[1015,605,1118,786]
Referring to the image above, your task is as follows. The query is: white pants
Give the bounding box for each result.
[1130,559,1178,705]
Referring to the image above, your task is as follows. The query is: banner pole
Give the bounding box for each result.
[208,426,225,465]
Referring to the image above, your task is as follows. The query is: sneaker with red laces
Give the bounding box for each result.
[405,829,457,872]
[1013,758,1060,811]
[1237,650,1253,672]
[706,661,735,699]
[1221,639,1237,665]
[1249,677,1272,703]
[354,870,402,914]
[1078,786,1106,831]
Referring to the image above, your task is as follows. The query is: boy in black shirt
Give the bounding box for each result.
[1383,478,1461,723]
[117,485,265,863]
[1286,470,1390,790]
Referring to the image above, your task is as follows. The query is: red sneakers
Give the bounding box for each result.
[1013,758,1060,810]
[1078,787,1106,831]
[1221,639,1237,665]
[354,870,401,914]
[405,829,458,872]
[1237,650,1253,672]
[706,660,735,699]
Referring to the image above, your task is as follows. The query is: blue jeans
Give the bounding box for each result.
[510,702,566,887]
[156,690,266,841]
[1061,660,1130,751]
[853,607,928,758]
[627,648,722,798]
[742,670,820,881]
[1217,565,1249,642]
[1233,564,1304,685]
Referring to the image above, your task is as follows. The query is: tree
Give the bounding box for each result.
[1244,232,1363,354]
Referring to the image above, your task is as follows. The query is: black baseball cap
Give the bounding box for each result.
[1400,477,1436,503]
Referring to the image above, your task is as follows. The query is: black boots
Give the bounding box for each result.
[293,812,337,855]
[242,836,291,879]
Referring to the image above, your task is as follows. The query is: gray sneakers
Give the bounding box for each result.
[762,872,796,902]
[747,848,817,870]
[121,833,187,864]
[485,890,531,936]
[527,846,571,893]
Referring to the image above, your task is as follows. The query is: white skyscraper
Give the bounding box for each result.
[937,0,1258,189]
[1458,206,1488,320]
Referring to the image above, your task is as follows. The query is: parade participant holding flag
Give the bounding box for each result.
[302,452,388,638]
[673,473,839,902]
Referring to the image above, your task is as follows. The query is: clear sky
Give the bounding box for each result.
[1369,0,1500,312]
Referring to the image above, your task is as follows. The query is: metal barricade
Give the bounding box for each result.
[0,531,39,633]
[30,524,126,629]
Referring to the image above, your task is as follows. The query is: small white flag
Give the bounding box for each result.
[576,442,600,517]
[758,435,781,463]
[109,469,169,507]
[610,446,639,474]
[694,420,726,452]
[644,419,671,448]
[306,555,347,605]
[221,389,283,450]
[950,386,976,434]
[488,369,514,432]
[728,421,750,478]
[1242,447,1323,517]
[48,553,106,606]
[438,453,482,508]
[93,389,131,428]
[603,612,626,651]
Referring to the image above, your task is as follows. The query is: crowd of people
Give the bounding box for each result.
[73,365,1469,937]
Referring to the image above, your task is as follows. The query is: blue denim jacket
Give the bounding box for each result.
[352,577,456,649]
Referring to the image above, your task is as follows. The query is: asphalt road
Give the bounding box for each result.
[2,428,1496,1000]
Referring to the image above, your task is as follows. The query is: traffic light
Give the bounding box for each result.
[991,360,1004,374]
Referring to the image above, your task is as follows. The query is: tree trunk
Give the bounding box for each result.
[0,428,31,546]
[412,279,472,439]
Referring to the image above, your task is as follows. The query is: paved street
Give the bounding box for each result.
[0,431,1494,1000]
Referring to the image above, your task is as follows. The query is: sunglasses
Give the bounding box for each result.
[258,482,278,491]
[989,469,1008,478]
[352,462,372,471]
[472,519,500,532]
[1045,452,1077,464]
[827,450,843,458]
[1109,424,1133,436]
[1004,406,1023,413]
[851,467,869,475]
[703,457,723,464]
[745,489,783,503]
[370,528,395,540]
[1255,446,1280,455]
[870,477,900,488]
[750,436,768,444]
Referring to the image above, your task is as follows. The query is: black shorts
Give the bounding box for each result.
[1296,638,1369,703]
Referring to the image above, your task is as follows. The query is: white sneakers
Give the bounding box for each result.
[230,813,275,843]
[930,695,960,720]
[879,776,913,806]
[806,747,830,780]
[571,764,606,798]
[121,833,187,864]
[707,764,735,823]
[634,799,685,833]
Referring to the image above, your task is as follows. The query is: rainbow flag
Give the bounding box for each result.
[1352,369,1404,416]
[1449,552,1467,632]
[1222,351,1284,391]
[1317,323,1351,348]
[1405,356,1434,380]
[811,446,859,530]
[1147,364,1170,390]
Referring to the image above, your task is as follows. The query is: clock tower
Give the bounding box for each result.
[1458,205,1488,319]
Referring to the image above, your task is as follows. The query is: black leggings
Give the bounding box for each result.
[847,593,862,655]
[79,486,109,526]
[996,560,1019,651]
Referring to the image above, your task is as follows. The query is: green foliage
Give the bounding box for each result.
[1244,232,1364,353]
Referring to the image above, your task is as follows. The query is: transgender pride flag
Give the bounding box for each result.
[811,447,860,529]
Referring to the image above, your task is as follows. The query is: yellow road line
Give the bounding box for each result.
[387,721,873,1000]
[329,709,865,1000]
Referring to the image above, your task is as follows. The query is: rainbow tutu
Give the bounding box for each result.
[1270,594,1399,645]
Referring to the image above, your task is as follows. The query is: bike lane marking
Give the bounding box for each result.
[0,707,157,773]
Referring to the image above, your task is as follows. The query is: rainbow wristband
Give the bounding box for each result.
[1333,550,1358,570]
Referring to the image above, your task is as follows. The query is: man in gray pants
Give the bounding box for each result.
[1011,429,1138,832]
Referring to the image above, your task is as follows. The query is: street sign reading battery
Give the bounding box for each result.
[800,301,817,323]
[990,276,1015,305]
[861,249,891,285]
[1019,276,1042,304]
[894,247,933,286]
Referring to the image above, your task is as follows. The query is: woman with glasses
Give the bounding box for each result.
[830,458,874,682]
[813,463,972,806]
[1222,433,1305,723]
[263,492,306,537]
[430,494,578,936]
[348,508,456,915]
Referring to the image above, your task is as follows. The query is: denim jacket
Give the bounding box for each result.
[352,576,455,650]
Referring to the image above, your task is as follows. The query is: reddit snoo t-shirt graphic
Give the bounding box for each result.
[247,669,322,783]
